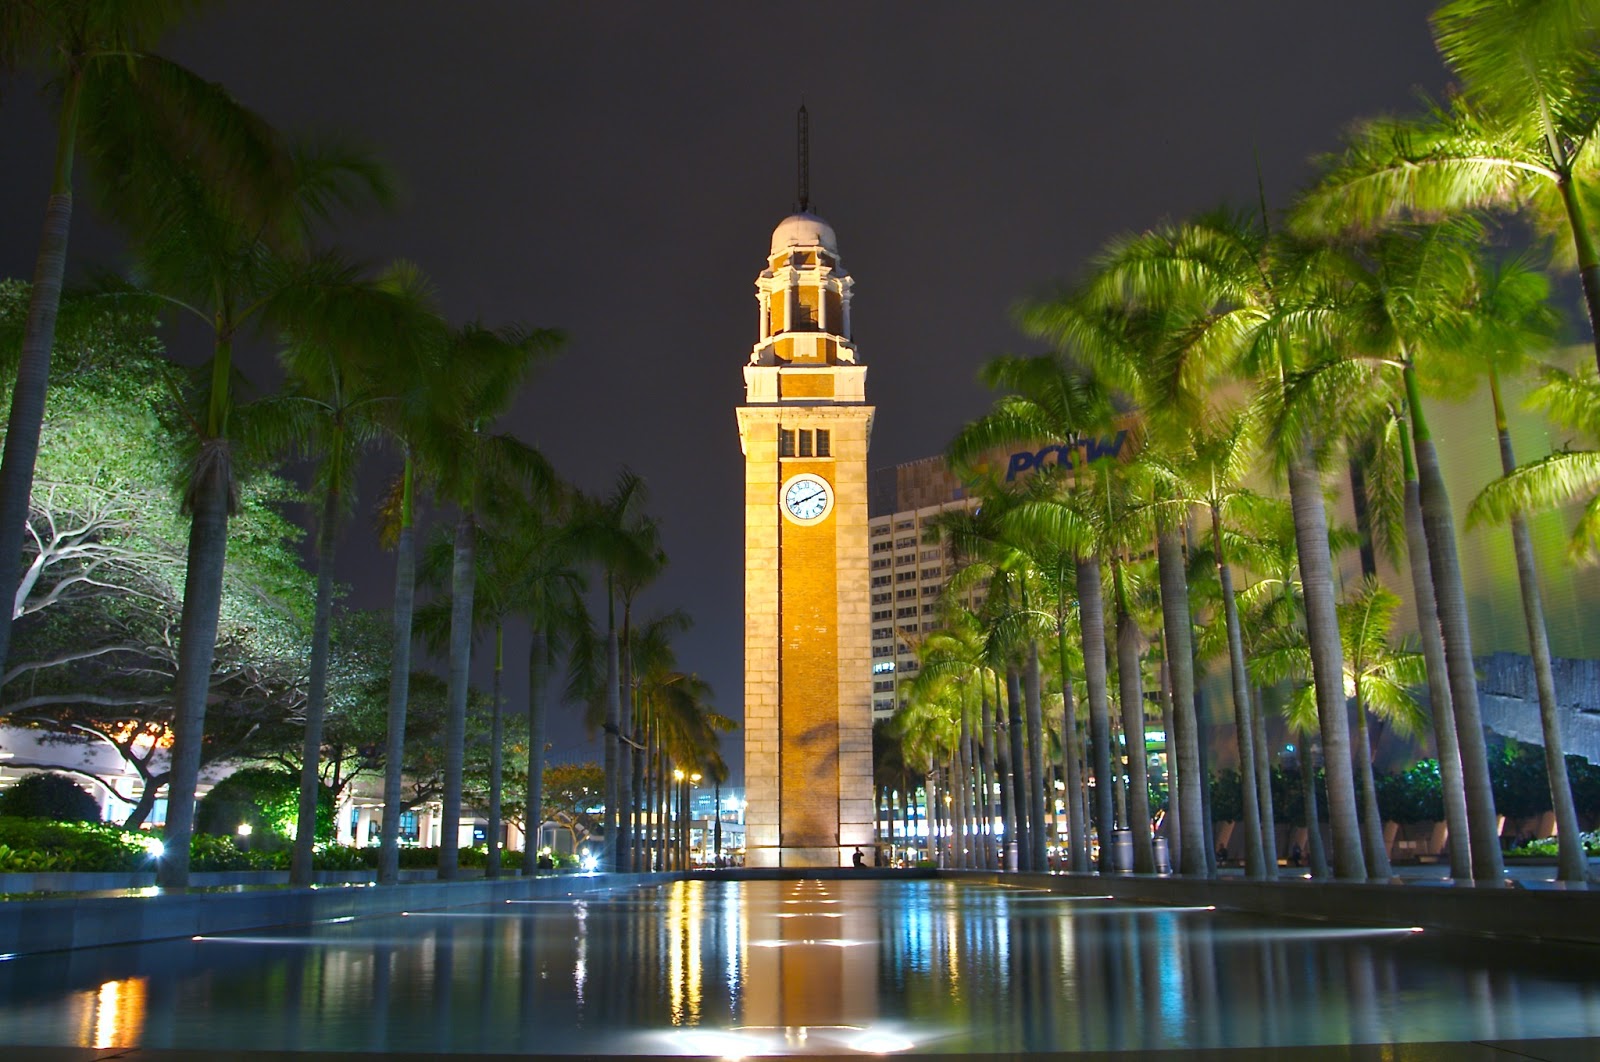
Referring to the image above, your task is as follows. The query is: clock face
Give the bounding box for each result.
[782,473,833,523]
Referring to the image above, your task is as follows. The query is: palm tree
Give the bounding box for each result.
[948,358,1125,872]
[1472,360,1600,882]
[268,258,441,885]
[427,324,562,881]
[504,506,589,876]
[571,470,664,872]
[1153,413,1271,878]
[1294,0,1600,372]
[1315,222,1507,881]
[1069,212,1369,880]
[0,2,284,673]
[142,143,393,887]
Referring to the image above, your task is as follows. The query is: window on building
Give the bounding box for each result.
[779,429,796,457]
[895,520,914,530]
[799,429,814,457]
[921,567,942,579]
[871,557,891,570]
[896,588,916,600]
[921,549,942,561]
[895,570,916,583]
[872,627,892,639]
[871,574,891,586]
[874,680,894,693]
[816,429,831,457]
[871,592,891,604]
[895,536,915,549]
[399,810,419,843]
[921,585,940,597]
[897,607,917,619]
[872,610,892,621]
[871,525,890,537]
[921,603,937,614]
[874,699,894,713]
[873,645,894,658]
[872,541,892,553]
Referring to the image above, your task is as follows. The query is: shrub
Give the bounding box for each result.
[195,767,333,846]
[188,833,277,872]
[0,817,156,871]
[1507,831,1600,857]
[0,773,102,823]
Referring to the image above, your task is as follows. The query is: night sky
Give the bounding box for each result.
[0,3,1445,778]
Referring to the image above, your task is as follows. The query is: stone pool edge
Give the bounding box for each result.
[944,869,1600,946]
[0,872,678,957]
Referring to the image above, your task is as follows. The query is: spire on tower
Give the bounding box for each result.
[796,103,810,213]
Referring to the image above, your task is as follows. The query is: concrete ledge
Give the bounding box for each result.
[0,871,676,957]
[946,870,1600,946]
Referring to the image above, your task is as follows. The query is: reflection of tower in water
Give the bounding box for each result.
[740,880,878,1031]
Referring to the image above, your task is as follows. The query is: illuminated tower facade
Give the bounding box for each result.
[736,196,875,868]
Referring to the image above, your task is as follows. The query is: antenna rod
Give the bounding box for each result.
[797,104,810,212]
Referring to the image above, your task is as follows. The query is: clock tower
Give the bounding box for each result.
[736,195,875,868]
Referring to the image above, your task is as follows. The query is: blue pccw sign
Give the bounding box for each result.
[1005,431,1128,481]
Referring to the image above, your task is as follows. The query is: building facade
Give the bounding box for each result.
[737,211,875,867]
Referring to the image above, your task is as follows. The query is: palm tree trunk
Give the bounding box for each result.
[379,463,416,886]
[1157,527,1208,878]
[292,481,341,885]
[0,69,81,675]
[1352,687,1391,878]
[1488,371,1586,883]
[1300,741,1330,879]
[158,448,233,887]
[1212,505,1265,879]
[1401,452,1473,880]
[1078,557,1118,874]
[1005,665,1030,869]
[1024,640,1049,871]
[955,714,971,868]
[602,587,620,871]
[1249,687,1278,877]
[1557,173,1600,376]
[523,632,548,875]
[1160,652,1179,873]
[1286,454,1367,881]
[618,606,635,872]
[1405,370,1504,883]
[438,512,476,881]
[979,684,999,869]
[995,672,1017,870]
[486,624,505,878]
[1058,621,1090,872]
[1113,557,1154,873]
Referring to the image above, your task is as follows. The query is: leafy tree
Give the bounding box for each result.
[194,766,331,848]
[0,0,283,674]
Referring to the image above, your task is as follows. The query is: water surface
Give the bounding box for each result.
[1,878,1597,1054]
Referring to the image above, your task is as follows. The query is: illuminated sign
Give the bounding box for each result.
[872,661,896,674]
[1004,431,1128,481]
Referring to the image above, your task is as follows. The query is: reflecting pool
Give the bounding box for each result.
[1,879,1599,1054]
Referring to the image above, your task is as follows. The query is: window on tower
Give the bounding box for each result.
[816,429,831,457]
[799,430,813,457]
[779,429,796,457]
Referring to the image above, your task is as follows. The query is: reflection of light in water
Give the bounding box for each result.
[90,978,146,1048]
[653,1024,920,1057]
[748,938,871,948]
[775,912,844,919]
[668,880,704,1025]
[1004,894,1115,902]
[783,899,840,904]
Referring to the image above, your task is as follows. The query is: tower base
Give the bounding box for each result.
[746,845,858,869]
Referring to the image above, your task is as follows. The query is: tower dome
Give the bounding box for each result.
[769,212,838,256]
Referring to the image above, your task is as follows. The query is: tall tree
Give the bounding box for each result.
[269,259,441,885]
[136,138,394,887]
[0,1,278,675]
[425,324,562,880]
